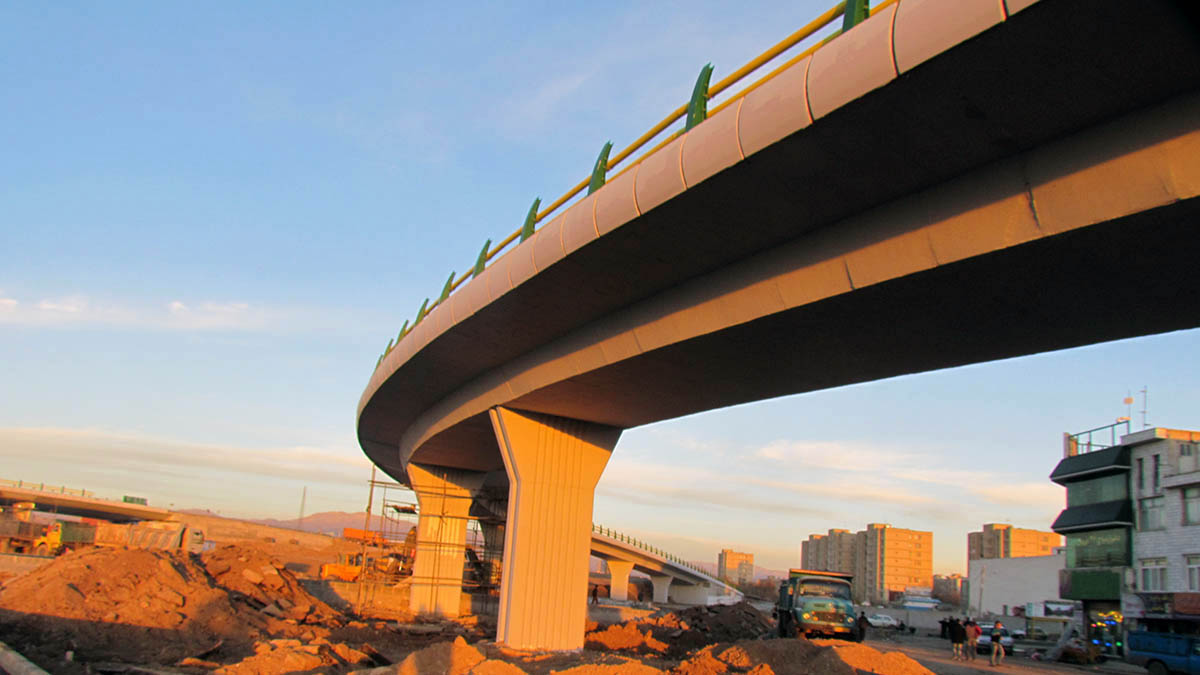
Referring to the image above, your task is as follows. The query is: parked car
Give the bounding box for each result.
[977,623,1015,654]
[1012,627,1049,641]
[867,614,900,628]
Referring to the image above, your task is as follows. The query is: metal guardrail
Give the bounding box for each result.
[375,0,898,368]
[0,478,93,498]
[592,522,708,576]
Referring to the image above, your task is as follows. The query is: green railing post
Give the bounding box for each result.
[438,272,456,303]
[588,142,613,195]
[519,197,542,242]
[473,239,492,277]
[685,63,714,131]
[842,0,870,31]
[414,298,430,325]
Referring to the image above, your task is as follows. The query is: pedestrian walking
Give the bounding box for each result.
[857,612,870,641]
[991,621,1006,666]
[590,584,599,605]
[949,618,966,660]
[965,619,980,660]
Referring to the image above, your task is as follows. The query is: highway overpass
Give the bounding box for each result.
[358,0,1200,649]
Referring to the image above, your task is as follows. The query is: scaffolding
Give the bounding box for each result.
[351,469,506,618]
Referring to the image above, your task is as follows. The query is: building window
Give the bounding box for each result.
[1140,497,1165,530]
[1188,555,1200,591]
[1138,458,1145,491]
[1185,487,1200,526]
[1141,558,1168,591]
[1154,454,1161,490]
[1067,473,1129,507]
[1182,443,1198,474]
[1065,528,1129,568]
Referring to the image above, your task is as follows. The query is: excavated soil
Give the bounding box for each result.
[0,554,930,675]
[0,546,440,673]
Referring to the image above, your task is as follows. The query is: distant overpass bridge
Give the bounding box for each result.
[590,524,742,605]
[0,481,170,523]
[357,0,1200,650]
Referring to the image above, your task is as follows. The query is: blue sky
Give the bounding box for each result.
[2,2,1197,575]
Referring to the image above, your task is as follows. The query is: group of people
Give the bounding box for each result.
[943,617,1007,666]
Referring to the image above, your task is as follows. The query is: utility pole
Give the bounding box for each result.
[297,486,307,529]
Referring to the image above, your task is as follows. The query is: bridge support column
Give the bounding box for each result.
[489,406,622,650]
[607,561,635,602]
[649,574,672,604]
[407,463,484,617]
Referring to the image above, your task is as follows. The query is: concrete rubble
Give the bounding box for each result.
[0,549,930,675]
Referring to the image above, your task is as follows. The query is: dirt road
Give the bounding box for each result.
[863,634,1143,675]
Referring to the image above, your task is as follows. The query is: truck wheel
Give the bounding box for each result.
[35,544,48,556]
[1147,661,1167,675]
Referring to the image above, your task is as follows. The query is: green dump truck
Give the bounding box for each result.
[776,568,860,641]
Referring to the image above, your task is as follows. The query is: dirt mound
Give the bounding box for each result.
[589,602,772,656]
[585,621,668,653]
[0,545,357,670]
[810,640,932,675]
[201,543,342,625]
[0,547,256,665]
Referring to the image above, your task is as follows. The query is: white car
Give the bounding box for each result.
[977,624,1015,654]
[867,613,900,628]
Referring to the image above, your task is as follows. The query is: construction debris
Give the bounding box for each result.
[0,549,930,675]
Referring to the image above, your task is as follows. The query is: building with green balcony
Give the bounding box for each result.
[1051,428,1133,654]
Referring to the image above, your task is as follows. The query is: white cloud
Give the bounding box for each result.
[0,427,373,517]
[0,292,347,334]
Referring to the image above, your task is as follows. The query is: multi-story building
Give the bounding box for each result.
[855,524,933,605]
[933,573,965,606]
[804,524,933,604]
[968,523,1061,560]
[718,549,755,586]
[1121,427,1200,634]
[800,528,856,574]
[1051,423,1136,656]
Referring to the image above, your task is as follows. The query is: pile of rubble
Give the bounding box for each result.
[350,633,932,675]
[0,546,397,673]
[586,603,774,657]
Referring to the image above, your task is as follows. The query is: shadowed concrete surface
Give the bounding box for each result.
[356,0,1200,650]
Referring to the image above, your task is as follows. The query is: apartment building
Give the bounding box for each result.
[803,524,932,604]
[718,549,755,586]
[968,523,1061,560]
[800,528,856,574]
[1122,428,1200,634]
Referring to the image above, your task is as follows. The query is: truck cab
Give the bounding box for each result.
[776,568,859,641]
[1126,631,1200,675]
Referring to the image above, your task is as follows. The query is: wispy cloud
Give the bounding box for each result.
[0,292,359,335]
[0,427,373,518]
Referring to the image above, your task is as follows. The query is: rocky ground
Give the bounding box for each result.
[0,547,933,674]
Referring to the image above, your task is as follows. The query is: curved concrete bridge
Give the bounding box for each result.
[359,0,1200,650]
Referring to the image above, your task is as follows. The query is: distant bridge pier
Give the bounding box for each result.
[649,574,672,604]
[669,582,712,605]
[489,406,622,651]
[606,560,635,602]
[406,463,484,617]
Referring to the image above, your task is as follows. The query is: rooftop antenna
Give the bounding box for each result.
[1140,386,1149,429]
